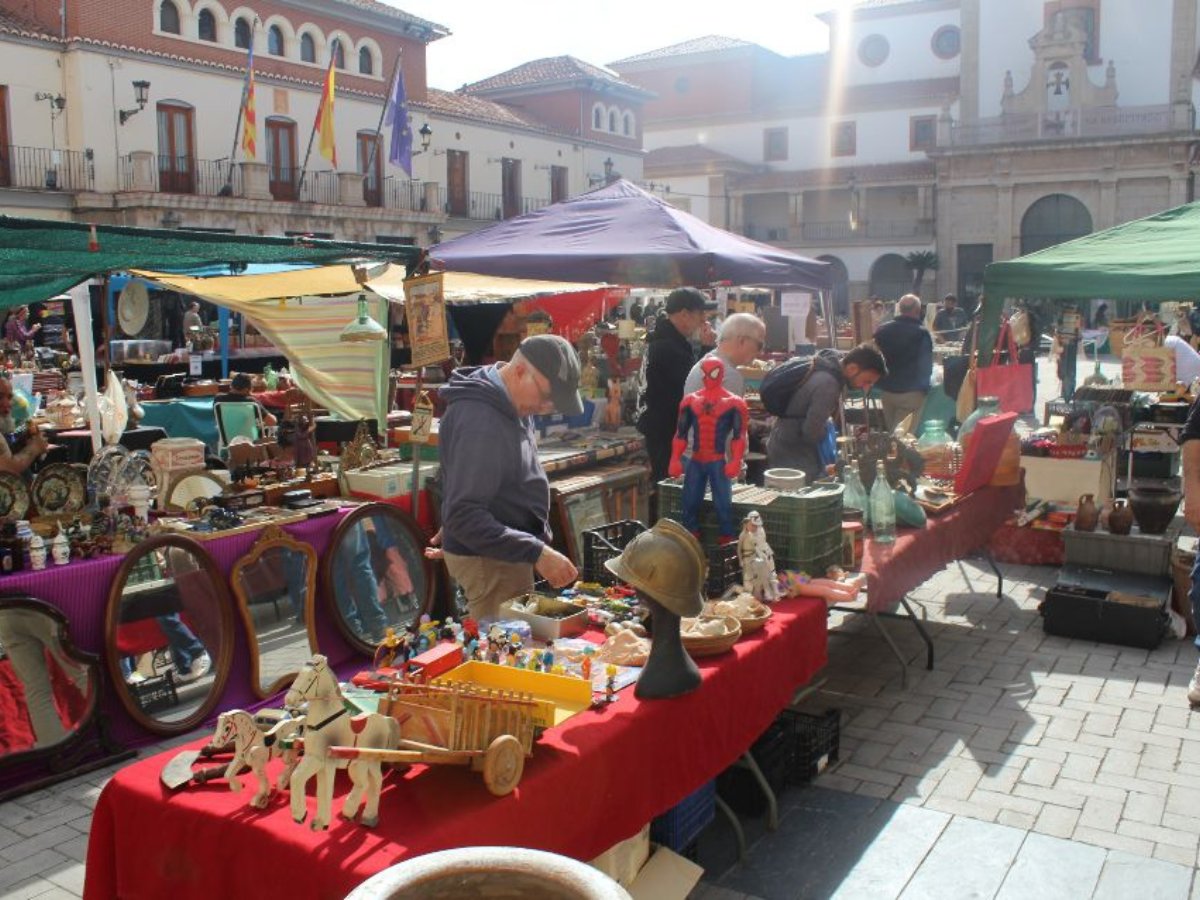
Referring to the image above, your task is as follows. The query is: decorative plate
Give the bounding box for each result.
[32,463,87,516]
[88,444,130,499]
[107,450,157,505]
[117,281,150,336]
[0,471,31,520]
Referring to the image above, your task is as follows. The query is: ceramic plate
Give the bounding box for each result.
[0,471,31,520]
[88,444,130,499]
[107,451,157,505]
[32,463,87,516]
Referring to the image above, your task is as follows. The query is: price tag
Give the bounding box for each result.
[188,353,202,376]
[410,392,434,444]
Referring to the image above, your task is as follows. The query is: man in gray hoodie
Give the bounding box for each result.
[436,334,583,620]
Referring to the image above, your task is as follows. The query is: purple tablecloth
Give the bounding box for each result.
[0,509,356,749]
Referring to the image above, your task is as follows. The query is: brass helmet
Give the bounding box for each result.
[604,518,706,617]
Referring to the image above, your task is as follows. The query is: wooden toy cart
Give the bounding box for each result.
[329,679,538,796]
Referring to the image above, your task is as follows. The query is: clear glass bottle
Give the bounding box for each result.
[917,419,957,481]
[958,396,1001,449]
[869,460,896,544]
[842,462,869,521]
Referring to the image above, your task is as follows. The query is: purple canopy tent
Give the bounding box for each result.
[430,179,831,292]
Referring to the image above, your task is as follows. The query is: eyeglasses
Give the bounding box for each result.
[525,367,554,408]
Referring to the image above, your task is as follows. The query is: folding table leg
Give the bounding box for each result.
[983,549,1003,598]
[741,750,779,832]
[898,596,935,671]
[714,795,747,864]
[866,610,911,688]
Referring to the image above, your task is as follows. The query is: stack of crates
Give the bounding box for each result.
[658,480,844,576]
[582,518,738,596]
[649,780,716,858]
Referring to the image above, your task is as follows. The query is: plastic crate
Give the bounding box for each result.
[716,721,792,817]
[650,779,716,854]
[787,708,841,784]
[581,520,647,585]
[707,541,741,596]
[1062,524,1179,577]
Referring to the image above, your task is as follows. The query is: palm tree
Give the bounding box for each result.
[905,251,940,295]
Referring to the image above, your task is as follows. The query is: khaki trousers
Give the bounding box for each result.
[443,551,535,621]
[880,390,927,434]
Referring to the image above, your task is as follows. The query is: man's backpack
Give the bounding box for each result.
[758,358,818,416]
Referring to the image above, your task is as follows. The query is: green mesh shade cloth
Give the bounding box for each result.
[0,215,420,308]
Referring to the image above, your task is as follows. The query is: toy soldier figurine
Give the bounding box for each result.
[737,511,780,602]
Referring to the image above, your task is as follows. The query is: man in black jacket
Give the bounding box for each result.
[637,287,716,482]
[873,294,932,433]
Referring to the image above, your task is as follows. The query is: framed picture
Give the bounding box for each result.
[403,273,450,368]
[559,491,609,563]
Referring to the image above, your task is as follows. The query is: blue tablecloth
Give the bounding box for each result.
[139,398,219,453]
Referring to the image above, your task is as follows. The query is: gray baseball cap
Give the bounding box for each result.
[519,334,583,416]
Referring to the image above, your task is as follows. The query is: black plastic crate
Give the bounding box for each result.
[706,541,741,596]
[717,721,792,817]
[650,779,716,855]
[581,520,647,585]
[786,707,841,784]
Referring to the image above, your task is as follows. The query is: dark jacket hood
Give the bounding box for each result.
[439,365,519,421]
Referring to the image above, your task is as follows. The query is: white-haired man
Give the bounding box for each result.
[683,312,766,397]
[872,294,932,433]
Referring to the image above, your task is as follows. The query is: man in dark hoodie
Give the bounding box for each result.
[766,343,887,482]
[436,334,583,620]
[872,293,932,433]
[636,287,716,482]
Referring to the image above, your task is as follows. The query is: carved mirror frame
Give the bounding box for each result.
[104,534,234,735]
[230,524,318,698]
[322,502,435,656]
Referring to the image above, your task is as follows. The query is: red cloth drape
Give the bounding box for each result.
[85,597,827,900]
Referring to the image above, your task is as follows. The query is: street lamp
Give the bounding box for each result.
[119,80,151,125]
[418,123,432,153]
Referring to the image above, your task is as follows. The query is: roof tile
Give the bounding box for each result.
[609,35,756,66]
[462,55,641,93]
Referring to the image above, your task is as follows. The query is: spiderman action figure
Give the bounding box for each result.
[668,357,748,543]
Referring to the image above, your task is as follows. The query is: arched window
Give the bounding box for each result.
[159,0,180,34]
[197,9,216,42]
[331,39,345,69]
[593,106,602,129]
[608,110,617,132]
[234,17,251,49]
[868,253,910,302]
[817,255,851,317]
[358,47,374,75]
[268,25,284,57]
[623,113,633,136]
[300,33,316,63]
[1020,194,1093,255]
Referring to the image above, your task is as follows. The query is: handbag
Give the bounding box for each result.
[1121,320,1174,391]
[975,321,1034,414]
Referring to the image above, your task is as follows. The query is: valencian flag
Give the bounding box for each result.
[314,60,337,167]
[241,44,257,160]
[383,58,412,176]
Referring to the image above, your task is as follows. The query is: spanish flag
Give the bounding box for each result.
[241,44,257,160]
[314,60,337,167]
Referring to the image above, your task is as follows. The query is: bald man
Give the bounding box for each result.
[872,293,932,433]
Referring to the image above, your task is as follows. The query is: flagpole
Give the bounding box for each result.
[297,60,333,198]
[223,19,258,195]
[365,51,403,181]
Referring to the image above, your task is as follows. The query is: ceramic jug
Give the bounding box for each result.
[1107,499,1134,535]
[1075,494,1099,532]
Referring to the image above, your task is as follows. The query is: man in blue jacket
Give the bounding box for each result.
[437,334,582,620]
[873,294,933,433]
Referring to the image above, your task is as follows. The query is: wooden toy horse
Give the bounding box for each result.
[284,655,400,829]
[210,710,305,809]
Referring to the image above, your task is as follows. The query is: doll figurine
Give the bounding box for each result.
[669,357,748,544]
[780,567,868,606]
[737,511,781,602]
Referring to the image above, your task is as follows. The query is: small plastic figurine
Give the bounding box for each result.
[669,357,748,544]
[513,649,528,669]
[738,511,781,603]
[604,664,618,702]
[373,627,403,669]
[581,646,595,682]
[541,641,555,673]
[463,638,479,663]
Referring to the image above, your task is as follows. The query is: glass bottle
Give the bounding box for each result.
[842,462,869,521]
[869,460,896,544]
[958,396,1001,450]
[917,419,956,481]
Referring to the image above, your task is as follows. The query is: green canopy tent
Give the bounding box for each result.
[0,215,419,308]
[980,200,1200,361]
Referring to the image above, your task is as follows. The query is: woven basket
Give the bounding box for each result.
[703,601,772,635]
[681,615,742,657]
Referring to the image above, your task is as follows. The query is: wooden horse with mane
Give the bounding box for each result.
[210,709,305,809]
[284,655,400,829]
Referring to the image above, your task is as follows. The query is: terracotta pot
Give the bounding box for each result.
[1107,499,1134,535]
[1074,493,1099,532]
[1129,484,1183,535]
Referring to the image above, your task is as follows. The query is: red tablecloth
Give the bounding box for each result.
[862,484,1025,613]
[84,597,828,900]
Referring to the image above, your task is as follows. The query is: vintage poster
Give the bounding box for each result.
[403,272,450,367]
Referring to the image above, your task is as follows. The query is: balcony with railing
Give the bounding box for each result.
[947,104,1183,146]
[438,188,550,221]
[0,145,94,191]
[744,219,934,243]
[119,155,242,196]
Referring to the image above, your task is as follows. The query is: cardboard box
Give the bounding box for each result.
[1021,453,1113,505]
[628,845,704,900]
[590,824,650,887]
[342,463,439,498]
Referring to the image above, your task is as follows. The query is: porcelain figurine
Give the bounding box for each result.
[285,656,400,830]
[669,358,748,543]
[50,527,69,566]
[28,534,46,571]
[737,511,781,603]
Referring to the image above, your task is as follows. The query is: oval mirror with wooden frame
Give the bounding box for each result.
[104,535,233,735]
[322,503,434,655]
[230,524,317,698]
